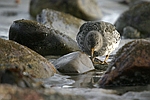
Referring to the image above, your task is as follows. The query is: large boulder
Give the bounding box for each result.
[37,9,85,40]
[97,39,150,87]
[30,0,102,21]
[0,38,56,87]
[53,51,95,74]
[115,2,150,38]
[9,19,79,56]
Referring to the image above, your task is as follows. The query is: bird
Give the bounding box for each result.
[76,21,121,64]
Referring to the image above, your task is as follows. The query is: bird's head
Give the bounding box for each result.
[84,31,103,57]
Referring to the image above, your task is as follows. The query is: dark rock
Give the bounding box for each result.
[94,63,108,71]
[9,19,79,56]
[115,2,150,38]
[37,9,85,40]
[119,0,140,5]
[119,0,133,4]
[53,51,95,74]
[121,0,150,7]
[30,0,102,21]
[122,26,140,39]
[97,39,150,87]
[0,38,56,87]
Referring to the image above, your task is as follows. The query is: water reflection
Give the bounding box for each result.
[42,74,75,88]
[42,71,104,89]
[69,71,104,88]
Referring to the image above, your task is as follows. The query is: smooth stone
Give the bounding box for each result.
[29,0,102,21]
[9,19,79,56]
[52,51,95,74]
[115,2,150,38]
[37,9,85,40]
[122,91,150,100]
[122,26,140,39]
[97,39,150,87]
[0,38,56,87]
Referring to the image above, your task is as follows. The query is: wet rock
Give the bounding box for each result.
[1,84,150,100]
[97,39,150,87]
[119,0,140,5]
[0,67,38,88]
[9,19,79,56]
[53,51,95,74]
[0,84,43,100]
[0,38,56,87]
[30,0,102,21]
[120,0,150,7]
[0,84,85,100]
[37,9,85,40]
[119,0,133,4]
[94,63,108,71]
[115,2,150,38]
[122,91,150,100]
[122,26,140,39]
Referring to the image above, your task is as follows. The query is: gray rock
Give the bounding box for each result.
[9,19,79,56]
[37,9,85,40]
[122,91,150,100]
[30,0,102,21]
[122,26,140,39]
[53,51,95,74]
[0,38,56,87]
[115,2,150,38]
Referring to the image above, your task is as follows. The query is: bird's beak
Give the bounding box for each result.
[91,48,94,62]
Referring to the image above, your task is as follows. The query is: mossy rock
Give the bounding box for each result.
[0,38,56,87]
[9,19,79,56]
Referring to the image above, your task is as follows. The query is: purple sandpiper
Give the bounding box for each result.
[76,21,121,64]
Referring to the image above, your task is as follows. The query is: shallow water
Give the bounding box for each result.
[1,0,149,96]
[0,0,31,39]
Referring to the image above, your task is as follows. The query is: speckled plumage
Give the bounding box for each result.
[76,21,121,63]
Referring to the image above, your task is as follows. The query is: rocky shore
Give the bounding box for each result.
[1,0,150,100]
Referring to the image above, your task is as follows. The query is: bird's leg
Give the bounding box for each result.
[102,55,109,64]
